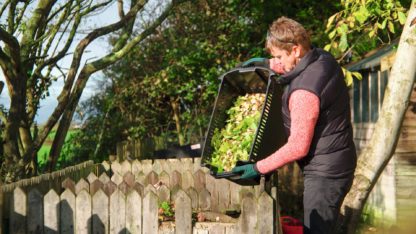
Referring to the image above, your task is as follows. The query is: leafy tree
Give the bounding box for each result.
[0,0,185,182]
[322,0,415,233]
[69,0,342,160]
[325,0,409,61]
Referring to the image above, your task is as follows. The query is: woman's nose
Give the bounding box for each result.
[270,59,285,74]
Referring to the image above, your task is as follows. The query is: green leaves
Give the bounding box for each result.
[398,11,407,24]
[324,0,409,62]
[210,93,265,172]
[353,6,370,25]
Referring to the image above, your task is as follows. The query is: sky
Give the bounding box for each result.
[0,0,164,124]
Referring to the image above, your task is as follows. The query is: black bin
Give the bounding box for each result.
[201,66,286,185]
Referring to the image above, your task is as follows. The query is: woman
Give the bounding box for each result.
[232,16,357,234]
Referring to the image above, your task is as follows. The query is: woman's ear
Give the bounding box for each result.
[292,44,302,58]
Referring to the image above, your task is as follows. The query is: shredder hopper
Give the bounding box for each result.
[201,66,286,185]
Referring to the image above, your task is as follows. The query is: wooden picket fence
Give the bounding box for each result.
[2,158,280,233]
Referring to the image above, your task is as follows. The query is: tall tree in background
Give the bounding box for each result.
[339,2,416,232]
[0,0,185,182]
[323,0,414,232]
[69,0,342,160]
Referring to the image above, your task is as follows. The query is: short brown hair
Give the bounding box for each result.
[266,16,311,52]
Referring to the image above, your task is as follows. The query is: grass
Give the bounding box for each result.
[37,129,79,167]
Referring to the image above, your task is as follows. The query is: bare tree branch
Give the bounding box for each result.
[13,0,30,33]
[57,0,147,103]
[112,0,141,52]
[20,0,56,60]
[46,1,72,23]
[0,26,20,66]
[83,0,113,16]
[7,1,17,33]
[0,80,3,95]
[118,0,125,18]
[28,0,149,156]
[0,1,11,18]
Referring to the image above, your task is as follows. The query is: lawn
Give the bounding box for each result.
[37,129,79,167]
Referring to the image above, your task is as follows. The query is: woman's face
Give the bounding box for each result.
[269,45,300,74]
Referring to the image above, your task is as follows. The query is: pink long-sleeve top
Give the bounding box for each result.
[256,89,320,174]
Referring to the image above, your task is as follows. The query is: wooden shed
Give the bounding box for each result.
[347,42,416,230]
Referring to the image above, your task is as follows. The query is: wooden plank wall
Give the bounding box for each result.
[394,82,416,230]
[352,72,416,230]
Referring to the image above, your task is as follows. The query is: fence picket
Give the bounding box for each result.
[230,181,242,211]
[238,196,257,233]
[145,171,159,186]
[181,158,194,172]
[28,189,44,233]
[61,178,75,194]
[87,172,98,184]
[143,191,159,233]
[44,189,60,233]
[257,192,274,234]
[217,179,231,212]
[152,160,163,174]
[60,189,75,234]
[111,172,123,185]
[135,171,146,185]
[111,161,122,175]
[159,171,170,188]
[121,160,132,175]
[157,184,170,203]
[103,180,117,197]
[75,190,91,234]
[144,184,157,196]
[170,170,182,188]
[102,161,111,171]
[90,179,104,196]
[141,160,153,174]
[193,169,206,192]
[198,188,211,211]
[167,159,180,173]
[131,160,142,176]
[118,181,131,195]
[133,182,144,197]
[92,189,109,234]
[123,172,135,187]
[98,173,110,184]
[10,187,26,234]
[75,178,89,195]
[182,170,194,190]
[126,190,142,234]
[159,160,171,174]
[186,187,198,210]
[175,189,192,234]
[205,174,218,212]
[193,157,202,172]
[110,189,126,233]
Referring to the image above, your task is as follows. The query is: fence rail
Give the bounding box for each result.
[2,158,280,233]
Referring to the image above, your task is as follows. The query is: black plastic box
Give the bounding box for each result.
[201,66,286,185]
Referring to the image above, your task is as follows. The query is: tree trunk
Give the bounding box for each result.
[338,2,416,233]
[2,73,26,182]
[92,100,114,160]
[170,98,185,145]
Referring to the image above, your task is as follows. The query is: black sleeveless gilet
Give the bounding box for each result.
[279,48,356,178]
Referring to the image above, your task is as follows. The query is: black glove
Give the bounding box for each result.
[231,163,261,179]
[238,57,270,68]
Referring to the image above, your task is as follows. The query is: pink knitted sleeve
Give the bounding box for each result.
[255,90,320,174]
